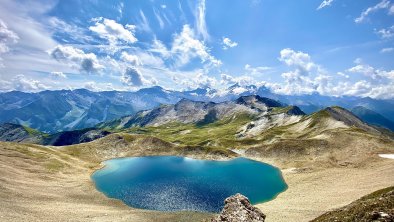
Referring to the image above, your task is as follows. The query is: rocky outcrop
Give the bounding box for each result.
[211,194,265,222]
[0,123,43,143]
[42,128,110,146]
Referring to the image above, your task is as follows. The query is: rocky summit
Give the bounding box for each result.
[211,194,266,222]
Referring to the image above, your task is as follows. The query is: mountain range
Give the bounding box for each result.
[1,85,394,133]
[1,95,392,154]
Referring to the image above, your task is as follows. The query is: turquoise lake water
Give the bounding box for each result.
[92,156,287,212]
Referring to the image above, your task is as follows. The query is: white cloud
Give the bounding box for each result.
[120,52,140,66]
[274,48,335,96]
[380,47,394,53]
[347,61,393,80]
[220,73,235,84]
[0,19,19,67]
[390,5,394,14]
[1,74,48,92]
[195,0,209,40]
[171,25,221,67]
[347,64,378,79]
[244,64,271,76]
[337,72,350,78]
[0,0,57,51]
[121,67,144,86]
[150,39,171,58]
[50,45,103,73]
[376,25,394,38]
[0,1,71,76]
[161,5,167,9]
[0,19,19,54]
[220,73,255,87]
[135,51,165,67]
[179,71,217,89]
[50,71,67,78]
[153,9,165,29]
[317,0,334,10]
[279,48,316,73]
[355,0,391,23]
[89,17,137,50]
[222,37,238,50]
[117,2,124,19]
[121,48,165,68]
[48,17,93,44]
[83,81,116,92]
[354,57,363,64]
[137,10,151,33]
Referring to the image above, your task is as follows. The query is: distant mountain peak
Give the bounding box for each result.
[236,95,283,108]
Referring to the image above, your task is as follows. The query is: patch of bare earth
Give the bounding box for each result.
[0,142,213,222]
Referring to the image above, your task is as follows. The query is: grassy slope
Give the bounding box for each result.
[123,113,259,153]
[312,186,394,222]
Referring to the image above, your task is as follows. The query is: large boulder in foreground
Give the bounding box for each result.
[211,193,266,222]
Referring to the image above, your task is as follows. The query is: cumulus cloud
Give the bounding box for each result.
[120,52,140,66]
[347,60,394,81]
[121,67,144,86]
[317,0,334,10]
[355,0,391,23]
[274,48,331,95]
[274,49,394,99]
[222,37,238,50]
[376,25,394,38]
[50,45,103,73]
[171,25,221,67]
[89,17,137,50]
[279,48,316,73]
[183,72,217,89]
[0,74,48,92]
[50,71,67,78]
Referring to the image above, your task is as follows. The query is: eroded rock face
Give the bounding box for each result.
[211,193,266,222]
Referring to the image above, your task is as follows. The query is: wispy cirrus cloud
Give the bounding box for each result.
[380,47,394,53]
[195,0,209,41]
[355,0,391,23]
[317,0,334,10]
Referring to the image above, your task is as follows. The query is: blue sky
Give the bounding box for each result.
[0,0,393,99]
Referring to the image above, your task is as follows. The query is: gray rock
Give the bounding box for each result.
[211,193,266,222]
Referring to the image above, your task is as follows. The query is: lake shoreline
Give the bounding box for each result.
[1,142,393,222]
